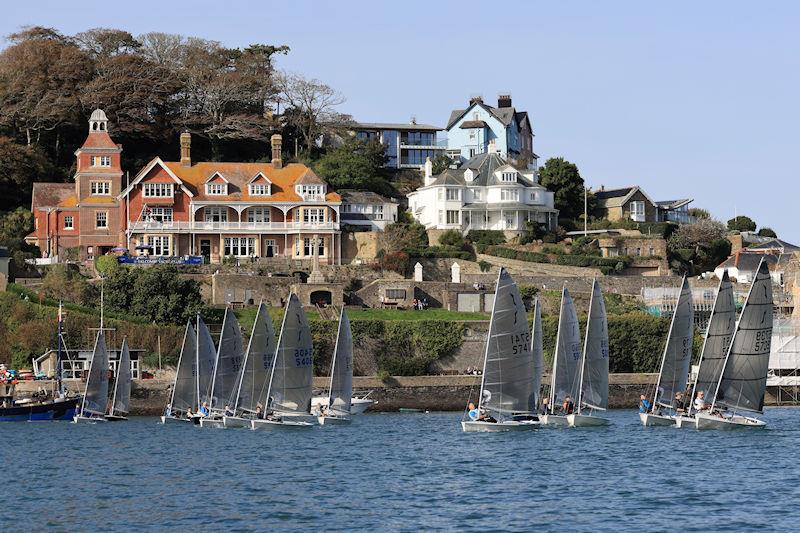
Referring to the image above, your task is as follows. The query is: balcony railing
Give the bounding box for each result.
[300,194,326,202]
[129,220,339,232]
[341,213,390,221]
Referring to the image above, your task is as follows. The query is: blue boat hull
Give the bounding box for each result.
[0,398,80,422]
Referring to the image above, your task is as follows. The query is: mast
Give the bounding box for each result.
[327,307,344,408]
[576,280,595,414]
[651,276,686,409]
[56,301,63,396]
[233,304,260,412]
[195,313,201,411]
[548,286,567,414]
[476,268,503,413]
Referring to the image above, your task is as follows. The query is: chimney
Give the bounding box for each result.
[424,156,434,186]
[271,134,283,169]
[469,95,483,106]
[497,94,512,108]
[180,131,192,167]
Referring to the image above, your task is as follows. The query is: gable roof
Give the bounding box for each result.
[78,131,120,150]
[339,189,396,204]
[447,101,523,130]
[747,238,800,253]
[426,153,543,189]
[31,183,74,209]
[716,252,781,273]
[594,186,657,209]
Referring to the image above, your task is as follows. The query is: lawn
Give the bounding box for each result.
[233,306,489,327]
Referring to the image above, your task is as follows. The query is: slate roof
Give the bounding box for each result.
[747,239,800,253]
[656,199,693,209]
[339,190,397,205]
[31,183,74,210]
[355,122,441,132]
[716,252,782,273]
[594,186,656,208]
[426,153,544,189]
[447,102,528,130]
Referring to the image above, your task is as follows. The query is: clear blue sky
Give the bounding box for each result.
[4,1,799,240]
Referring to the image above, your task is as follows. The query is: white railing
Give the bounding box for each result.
[300,194,325,202]
[129,221,339,232]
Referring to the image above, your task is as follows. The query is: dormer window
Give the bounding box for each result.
[249,183,270,196]
[207,183,227,195]
[501,171,517,182]
[297,184,325,200]
[143,183,173,198]
[464,169,475,182]
[91,156,111,167]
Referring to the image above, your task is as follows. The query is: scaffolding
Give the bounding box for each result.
[768,317,800,405]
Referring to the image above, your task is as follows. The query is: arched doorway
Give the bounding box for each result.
[310,290,332,306]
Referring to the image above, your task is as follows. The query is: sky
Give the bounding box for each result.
[3,1,799,240]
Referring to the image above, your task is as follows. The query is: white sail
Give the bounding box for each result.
[234,303,276,414]
[549,287,582,411]
[578,279,610,411]
[170,320,197,414]
[209,308,244,410]
[713,260,773,413]
[530,298,544,408]
[689,271,735,414]
[81,331,110,416]
[652,276,694,409]
[479,268,537,415]
[111,338,132,416]
[327,308,353,416]
[196,316,217,409]
[265,294,313,415]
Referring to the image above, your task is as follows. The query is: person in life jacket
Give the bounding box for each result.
[562,395,575,414]
[638,394,652,413]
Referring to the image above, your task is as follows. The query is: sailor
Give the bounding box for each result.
[255,404,263,418]
[562,395,575,415]
[467,402,479,421]
[540,397,550,415]
[224,404,234,417]
[199,402,210,417]
[638,394,652,413]
[186,408,194,418]
[673,392,686,413]
[694,391,706,411]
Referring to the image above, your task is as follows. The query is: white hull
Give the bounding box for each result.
[540,414,570,427]
[159,415,194,425]
[312,395,374,414]
[222,416,251,428]
[198,417,225,429]
[318,415,351,426]
[673,415,695,428]
[250,418,314,430]
[567,413,611,427]
[73,415,107,424]
[461,420,540,432]
[695,412,766,430]
[639,412,675,427]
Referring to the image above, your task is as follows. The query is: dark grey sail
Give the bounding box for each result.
[170,320,197,414]
[479,268,536,415]
[579,279,610,410]
[689,271,735,414]
[530,298,544,408]
[652,276,693,409]
[328,309,353,416]
[235,303,276,414]
[209,308,244,410]
[549,287,582,411]
[82,331,110,416]
[266,294,313,415]
[111,338,132,416]
[196,316,217,409]
[714,260,773,413]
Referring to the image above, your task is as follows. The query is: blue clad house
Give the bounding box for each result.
[445,95,535,166]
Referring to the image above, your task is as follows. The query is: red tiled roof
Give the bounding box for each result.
[31,183,74,209]
[80,131,120,150]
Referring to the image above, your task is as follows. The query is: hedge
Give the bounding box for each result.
[484,246,631,273]
[404,246,476,261]
[466,230,506,246]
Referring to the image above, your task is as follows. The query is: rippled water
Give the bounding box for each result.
[7,408,800,531]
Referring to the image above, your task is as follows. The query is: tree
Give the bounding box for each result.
[438,229,464,248]
[0,138,51,210]
[104,265,202,324]
[379,222,428,254]
[668,219,730,274]
[727,215,756,232]
[538,157,585,220]
[757,227,777,238]
[314,138,391,194]
[688,207,711,220]
[431,153,453,174]
[276,72,348,152]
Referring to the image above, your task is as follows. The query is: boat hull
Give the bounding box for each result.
[540,414,569,427]
[639,412,675,427]
[73,415,107,424]
[461,420,540,432]
[318,415,351,426]
[160,415,195,425]
[222,416,251,428]
[104,414,128,422]
[695,413,766,430]
[250,418,314,430]
[312,395,374,414]
[198,417,225,429]
[673,415,695,428]
[567,413,611,427]
[0,397,79,422]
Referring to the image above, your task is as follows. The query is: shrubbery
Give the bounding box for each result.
[466,230,506,246]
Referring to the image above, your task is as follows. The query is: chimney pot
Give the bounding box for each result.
[469,95,483,106]
[180,131,191,167]
[271,134,283,169]
[497,94,512,108]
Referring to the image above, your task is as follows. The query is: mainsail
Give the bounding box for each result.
[549,287,582,411]
[479,268,536,415]
[234,303,276,414]
[82,331,110,416]
[714,260,773,413]
[689,271,735,414]
[111,338,132,416]
[209,308,244,410]
[328,308,353,416]
[530,298,544,409]
[578,279,610,411]
[266,294,313,415]
[196,316,217,409]
[652,276,694,408]
[170,320,197,414]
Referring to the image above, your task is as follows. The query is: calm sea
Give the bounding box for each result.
[7,409,800,532]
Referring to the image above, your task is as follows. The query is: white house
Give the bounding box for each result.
[339,190,399,231]
[407,153,558,234]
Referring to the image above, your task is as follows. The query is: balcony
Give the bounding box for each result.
[129,220,339,233]
[299,193,326,202]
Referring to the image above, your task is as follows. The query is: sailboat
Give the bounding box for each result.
[461,268,539,432]
[105,338,131,421]
[569,279,611,427]
[541,286,581,427]
[696,260,773,429]
[675,271,735,428]
[318,308,353,426]
[531,297,544,413]
[200,308,244,428]
[640,276,694,427]
[73,331,110,424]
[251,293,315,430]
[224,303,276,428]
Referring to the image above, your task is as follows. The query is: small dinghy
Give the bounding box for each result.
[640,277,693,427]
[461,268,539,432]
[73,331,109,424]
[105,338,132,421]
[542,286,581,427]
[200,308,244,429]
[696,260,773,430]
[318,308,353,426]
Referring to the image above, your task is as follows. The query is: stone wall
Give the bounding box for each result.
[476,253,604,277]
[341,231,380,264]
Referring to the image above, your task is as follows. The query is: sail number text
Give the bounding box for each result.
[754,329,771,353]
[294,348,313,367]
[507,332,531,355]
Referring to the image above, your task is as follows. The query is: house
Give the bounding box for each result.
[714,249,796,285]
[656,199,694,223]
[339,190,399,231]
[353,121,445,169]
[595,186,694,224]
[27,109,125,260]
[122,133,343,265]
[445,95,535,165]
[407,152,558,235]
[34,346,144,380]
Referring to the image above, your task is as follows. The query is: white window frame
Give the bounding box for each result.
[63,216,74,230]
[471,189,482,201]
[446,188,460,201]
[143,183,174,198]
[302,237,325,257]
[90,181,111,195]
[91,156,111,167]
[298,184,325,200]
[249,183,270,196]
[224,237,256,257]
[446,210,460,225]
[206,183,227,196]
[303,208,325,225]
[146,235,171,257]
[247,208,271,223]
[501,189,519,202]
[95,211,108,229]
[145,207,173,223]
[501,172,516,182]
[630,201,646,221]
[204,207,228,223]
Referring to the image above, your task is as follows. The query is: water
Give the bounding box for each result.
[7,409,800,532]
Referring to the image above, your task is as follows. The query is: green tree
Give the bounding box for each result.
[688,207,711,220]
[668,219,730,274]
[314,138,392,194]
[757,227,777,238]
[727,215,756,232]
[379,222,428,254]
[431,153,453,174]
[438,229,464,247]
[0,138,52,210]
[538,157,585,220]
[104,265,202,324]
